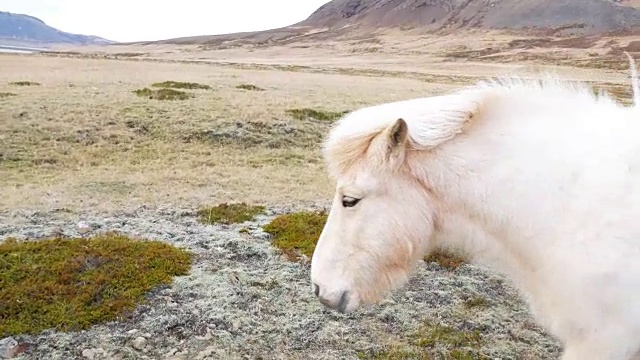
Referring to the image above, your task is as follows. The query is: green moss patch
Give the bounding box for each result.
[9,81,40,86]
[424,249,467,271]
[285,108,348,122]
[413,322,483,349]
[362,321,484,359]
[463,296,490,310]
[411,322,483,359]
[236,84,265,91]
[0,233,192,337]
[185,120,327,149]
[357,347,426,360]
[133,87,193,100]
[197,202,266,225]
[151,81,211,90]
[262,210,328,261]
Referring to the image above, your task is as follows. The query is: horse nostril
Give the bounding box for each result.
[316,290,351,312]
[337,291,349,313]
[313,283,320,297]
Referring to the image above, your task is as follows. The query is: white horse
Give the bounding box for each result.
[310,54,640,360]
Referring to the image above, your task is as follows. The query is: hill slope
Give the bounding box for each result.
[151,0,639,47]
[0,11,113,45]
[298,0,640,35]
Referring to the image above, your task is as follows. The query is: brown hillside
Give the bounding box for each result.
[143,0,639,47]
[616,0,640,7]
[298,0,640,35]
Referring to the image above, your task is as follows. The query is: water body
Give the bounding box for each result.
[0,45,48,54]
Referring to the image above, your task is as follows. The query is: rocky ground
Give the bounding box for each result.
[0,205,563,360]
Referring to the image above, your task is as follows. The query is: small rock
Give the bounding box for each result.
[77,221,92,236]
[195,328,212,341]
[167,351,188,360]
[50,226,64,238]
[0,336,18,349]
[252,231,271,240]
[231,320,241,332]
[165,348,178,357]
[228,272,240,285]
[0,337,18,359]
[11,343,32,358]
[0,337,17,349]
[380,298,397,306]
[81,348,104,359]
[132,336,147,351]
[126,329,138,335]
[194,346,217,360]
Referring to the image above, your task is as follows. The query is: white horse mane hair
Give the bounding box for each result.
[323,54,640,178]
[627,51,640,107]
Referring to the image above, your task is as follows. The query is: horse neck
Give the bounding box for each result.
[406,80,637,290]
[408,117,551,281]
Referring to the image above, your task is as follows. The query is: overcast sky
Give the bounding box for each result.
[1,0,330,42]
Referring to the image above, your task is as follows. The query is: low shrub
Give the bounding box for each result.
[357,321,484,359]
[236,84,265,91]
[285,108,348,122]
[424,249,467,270]
[197,202,266,225]
[0,233,192,337]
[151,81,211,90]
[133,87,193,100]
[9,81,40,86]
[262,210,328,261]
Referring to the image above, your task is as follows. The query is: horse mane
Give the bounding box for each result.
[323,57,640,179]
[626,51,640,107]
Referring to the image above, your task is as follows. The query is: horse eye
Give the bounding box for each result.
[342,196,361,208]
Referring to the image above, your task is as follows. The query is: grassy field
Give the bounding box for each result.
[0,53,470,214]
[1,33,637,214]
[1,32,638,359]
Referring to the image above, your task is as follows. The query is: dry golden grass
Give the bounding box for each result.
[0,34,636,212]
[53,30,639,80]
[0,53,451,212]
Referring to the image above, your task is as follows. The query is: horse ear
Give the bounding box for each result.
[387,118,408,153]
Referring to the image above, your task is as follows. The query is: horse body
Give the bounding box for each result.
[311,58,640,359]
[423,80,640,359]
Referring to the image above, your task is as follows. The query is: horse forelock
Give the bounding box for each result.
[322,124,386,179]
[322,86,489,178]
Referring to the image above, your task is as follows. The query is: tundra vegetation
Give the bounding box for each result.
[0,233,192,338]
[0,33,635,358]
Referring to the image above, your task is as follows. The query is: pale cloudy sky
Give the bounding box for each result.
[1,0,330,42]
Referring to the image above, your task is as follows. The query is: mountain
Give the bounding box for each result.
[0,11,114,45]
[150,0,639,47]
[297,0,640,35]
